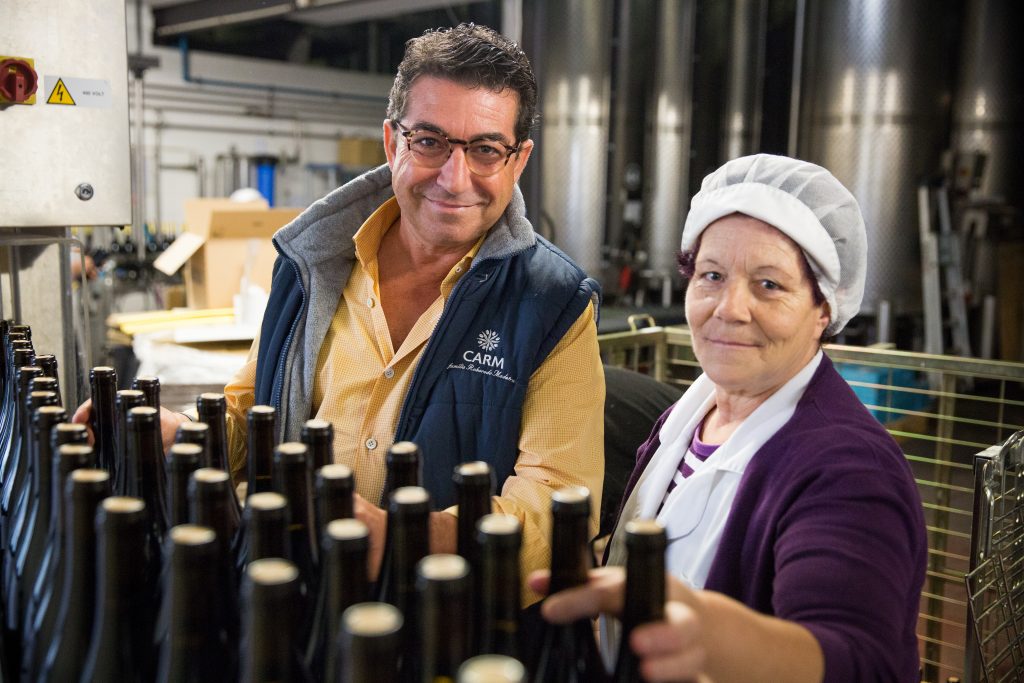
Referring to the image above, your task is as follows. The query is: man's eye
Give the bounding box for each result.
[470,143,503,158]
[412,135,443,150]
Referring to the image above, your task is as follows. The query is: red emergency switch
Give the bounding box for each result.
[0,58,38,104]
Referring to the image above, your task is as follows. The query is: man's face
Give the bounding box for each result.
[383,76,534,254]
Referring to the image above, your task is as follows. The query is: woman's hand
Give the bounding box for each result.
[527,567,709,683]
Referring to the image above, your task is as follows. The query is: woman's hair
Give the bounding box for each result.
[386,23,539,144]
[677,235,832,341]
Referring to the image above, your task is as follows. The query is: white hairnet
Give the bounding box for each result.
[681,154,867,336]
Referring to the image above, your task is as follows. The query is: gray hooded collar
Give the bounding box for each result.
[272,163,538,269]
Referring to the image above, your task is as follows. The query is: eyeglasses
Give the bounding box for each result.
[395,122,521,177]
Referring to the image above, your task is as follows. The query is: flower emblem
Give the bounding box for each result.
[477,329,500,352]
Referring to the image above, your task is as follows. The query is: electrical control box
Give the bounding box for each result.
[0,0,131,227]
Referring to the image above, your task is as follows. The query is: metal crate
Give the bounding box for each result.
[598,325,1024,683]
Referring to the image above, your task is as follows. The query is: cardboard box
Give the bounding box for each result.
[338,137,386,168]
[154,198,301,309]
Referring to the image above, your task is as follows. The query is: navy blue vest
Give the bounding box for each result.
[255,236,599,509]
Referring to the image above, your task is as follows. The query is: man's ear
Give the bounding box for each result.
[511,139,534,182]
[383,120,398,167]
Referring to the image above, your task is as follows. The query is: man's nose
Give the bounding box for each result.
[435,145,474,194]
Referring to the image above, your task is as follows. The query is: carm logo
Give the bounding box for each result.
[447,329,516,384]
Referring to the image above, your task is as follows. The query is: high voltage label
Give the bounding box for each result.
[46,78,75,105]
[43,75,112,108]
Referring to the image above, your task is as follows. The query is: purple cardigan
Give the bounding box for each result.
[616,355,927,682]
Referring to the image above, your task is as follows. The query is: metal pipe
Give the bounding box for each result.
[787,0,805,157]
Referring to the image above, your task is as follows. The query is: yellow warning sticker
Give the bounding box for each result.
[46,78,75,105]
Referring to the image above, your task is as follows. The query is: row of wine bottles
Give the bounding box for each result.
[0,318,668,682]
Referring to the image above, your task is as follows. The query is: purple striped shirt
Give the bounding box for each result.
[665,419,720,497]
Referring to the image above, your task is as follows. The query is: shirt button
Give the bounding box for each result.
[366,297,375,308]
[455,266,463,273]
[365,438,378,450]
[383,368,395,379]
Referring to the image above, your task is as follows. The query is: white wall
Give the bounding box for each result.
[127,2,394,230]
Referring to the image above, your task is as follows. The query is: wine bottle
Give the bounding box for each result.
[167,443,202,527]
[301,418,334,472]
[247,405,277,496]
[477,513,523,658]
[124,406,171,543]
[111,389,146,494]
[196,393,230,473]
[338,602,403,683]
[529,486,607,683]
[35,354,60,401]
[39,468,111,682]
[1,365,43,526]
[79,496,151,683]
[21,442,94,682]
[240,558,311,683]
[273,442,319,642]
[304,518,370,682]
[417,553,472,683]
[154,524,226,683]
[89,367,118,473]
[454,461,492,657]
[241,491,291,566]
[190,468,243,681]
[174,421,210,467]
[457,655,527,683]
[376,486,431,682]
[11,405,66,633]
[611,519,667,683]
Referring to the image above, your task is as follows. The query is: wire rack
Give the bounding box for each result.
[965,430,1024,682]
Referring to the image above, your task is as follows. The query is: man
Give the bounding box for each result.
[79,23,604,594]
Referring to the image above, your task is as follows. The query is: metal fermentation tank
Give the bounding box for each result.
[798,0,951,317]
[0,0,132,404]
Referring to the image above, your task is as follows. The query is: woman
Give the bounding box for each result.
[531,154,927,682]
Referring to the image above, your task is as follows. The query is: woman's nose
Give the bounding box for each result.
[714,282,753,322]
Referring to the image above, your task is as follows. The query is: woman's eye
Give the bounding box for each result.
[761,279,781,290]
[699,271,722,282]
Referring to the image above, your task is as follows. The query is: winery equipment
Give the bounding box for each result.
[0,0,131,406]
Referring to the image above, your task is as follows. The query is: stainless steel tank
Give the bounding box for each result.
[643,0,697,283]
[723,0,767,160]
[952,0,1024,205]
[798,0,951,315]
[537,0,614,276]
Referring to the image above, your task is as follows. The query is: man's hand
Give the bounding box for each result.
[353,494,459,581]
[353,493,388,582]
[72,400,191,453]
[528,566,708,683]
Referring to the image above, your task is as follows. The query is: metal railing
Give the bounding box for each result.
[598,325,1024,683]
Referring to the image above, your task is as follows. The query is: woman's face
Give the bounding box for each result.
[685,214,830,400]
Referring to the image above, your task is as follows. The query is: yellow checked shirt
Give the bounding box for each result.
[224,197,605,604]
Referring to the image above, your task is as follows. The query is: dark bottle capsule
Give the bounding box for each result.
[34,355,60,401]
[155,525,226,683]
[304,518,370,682]
[382,441,421,502]
[124,406,171,542]
[40,469,111,683]
[612,520,667,683]
[315,463,354,553]
[240,558,311,683]
[174,421,210,467]
[454,460,493,656]
[242,491,290,565]
[132,375,161,412]
[79,496,151,683]
[458,655,527,683]
[196,393,230,473]
[477,513,523,658]
[273,443,319,643]
[338,602,403,683]
[89,367,118,473]
[417,554,472,683]
[247,405,277,496]
[167,443,203,527]
[300,418,334,472]
[529,487,607,683]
